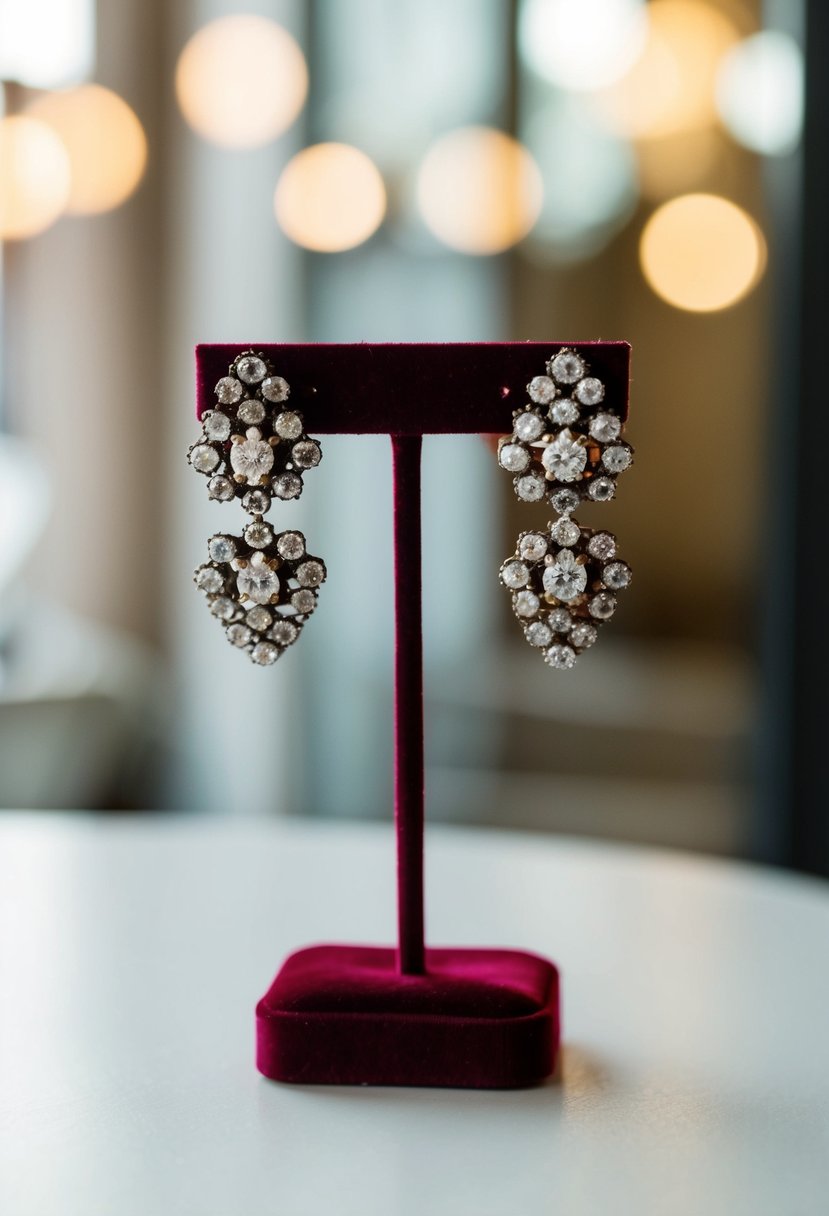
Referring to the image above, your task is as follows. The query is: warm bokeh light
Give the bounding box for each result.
[28,85,146,215]
[0,115,70,240]
[717,31,804,156]
[176,15,307,149]
[416,127,543,255]
[519,0,647,92]
[635,129,721,200]
[594,0,741,139]
[640,193,765,312]
[274,143,386,253]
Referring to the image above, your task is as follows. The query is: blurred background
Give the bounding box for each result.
[0,0,822,872]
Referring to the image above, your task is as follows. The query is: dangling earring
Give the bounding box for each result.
[497,347,633,669]
[188,350,327,666]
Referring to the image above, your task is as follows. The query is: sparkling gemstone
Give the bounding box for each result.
[262,375,290,403]
[275,411,303,440]
[550,488,580,514]
[548,608,572,633]
[550,398,579,426]
[602,445,632,473]
[210,596,236,621]
[244,521,274,549]
[246,606,272,631]
[209,535,236,563]
[575,377,604,406]
[226,622,251,648]
[516,473,545,502]
[292,440,321,468]
[238,399,266,425]
[588,477,616,502]
[273,472,302,500]
[519,533,547,561]
[291,589,316,614]
[499,442,530,473]
[230,429,275,484]
[215,376,243,404]
[203,411,231,442]
[541,430,587,482]
[588,532,617,561]
[589,592,617,620]
[589,412,621,443]
[545,643,577,670]
[603,561,631,590]
[236,355,267,384]
[296,560,324,588]
[190,444,219,473]
[528,375,556,405]
[549,350,585,384]
[207,475,235,502]
[195,566,223,594]
[513,590,540,618]
[525,621,552,648]
[543,549,588,602]
[277,531,305,560]
[237,552,281,605]
[514,411,545,442]
[551,517,580,547]
[251,641,279,666]
[570,623,597,649]
[501,560,530,589]
[242,489,271,515]
[271,619,299,646]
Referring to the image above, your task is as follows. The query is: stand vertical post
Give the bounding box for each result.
[392,435,425,975]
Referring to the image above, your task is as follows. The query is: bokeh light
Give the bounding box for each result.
[635,129,721,200]
[519,0,648,92]
[28,85,147,215]
[416,127,543,255]
[0,116,70,240]
[274,143,386,253]
[640,193,765,312]
[717,31,804,156]
[175,16,308,149]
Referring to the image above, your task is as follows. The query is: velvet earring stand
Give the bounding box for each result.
[196,341,631,1089]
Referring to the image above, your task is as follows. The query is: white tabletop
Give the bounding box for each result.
[1,814,828,1216]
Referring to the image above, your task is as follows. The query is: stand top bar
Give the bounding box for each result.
[196,341,631,435]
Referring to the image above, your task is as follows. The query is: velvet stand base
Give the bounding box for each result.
[256,944,560,1089]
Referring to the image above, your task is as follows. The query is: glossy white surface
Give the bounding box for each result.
[1,815,828,1215]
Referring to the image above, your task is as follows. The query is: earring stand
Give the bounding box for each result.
[196,341,631,1088]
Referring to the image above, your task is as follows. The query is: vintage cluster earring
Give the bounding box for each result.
[498,347,633,669]
[187,350,327,666]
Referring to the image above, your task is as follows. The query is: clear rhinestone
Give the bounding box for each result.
[215,376,243,404]
[262,375,290,403]
[550,398,579,426]
[230,429,275,484]
[274,411,303,440]
[548,608,573,633]
[589,412,621,443]
[575,377,604,406]
[551,517,580,547]
[516,473,545,502]
[528,375,556,405]
[549,350,585,384]
[501,560,530,589]
[603,561,631,590]
[292,440,321,468]
[226,622,251,648]
[207,475,235,502]
[513,590,540,619]
[246,606,272,631]
[588,532,617,561]
[242,489,271,515]
[588,477,616,502]
[238,399,266,425]
[550,488,580,514]
[541,430,587,482]
[195,566,223,594]
[236,354,267,384]
[244,521,274,549]
[499,442,530,473]
[525,621,552,648]
[271,619,299,646]
[603,445,632,473]
[210,596,236,621]
[514,411,545,442]
[209,535,236,563]
[589,592,617,620]
[545,643,577,670]
[543,549,588,602]
[251,640,279,666]
[277,531,305,560]
[237,552,281,605]
[570,623,598,649]
[190,444,219,473]
[203,411,231,442]
[292,589,316,614]
[519,533,547,561]
[273,472,302,500]
[297,560,324,588]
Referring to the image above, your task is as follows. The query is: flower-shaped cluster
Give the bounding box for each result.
[497,347,633,506]
[499,521,631,668]
[187,350,322,515]
[194,528,327,666]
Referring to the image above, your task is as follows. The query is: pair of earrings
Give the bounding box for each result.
[187,350,327,666]
[498,348,633,670]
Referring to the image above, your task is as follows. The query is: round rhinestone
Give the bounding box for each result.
[238,398,266,425]
[588,477,616,502]
[499,442,530,473]
[277,531,305,560]
[550,398,579,426]
[588,532,617,561]
[501,560,530,589]
[589,412,621,443]
[602,444,632,473]
[570,623,598,649]
[575,377,604,406]
[242,489,271,515]
[292,589,316,614]
[236,354,267,384]
[230,431,274,484]
[237,554,281,605]
[528,375,556,405]
[215,376,243,405]
[296,560,324,588]
[543,549,588,602]
[271,619,299,646]
[525,621,552,648]
[589,592,617,620]
[190,443,219,473]
[545,643,577,670]
[548,608,572,633]
[551,517,580,547]
[292,440,321,468]
[208,535,236,563]
[550,488,580,514]
[195,566,223,594]
[246,606,272,631]
[210,596,236,621]
[603,561,631,590]
[275,411,303,440]
[273,472,302,500]
[549,350,585,384]
[207,475,235,502]
[519,533,547,561]
[541,430,587,482]
[513,590,540,619]
[514,411,545,442]
[516,473,546,502]
[226,622,252,648]
[244,521,274,549]
[251,640,279,666]
[262,375,290,403]
[203,411,231,442]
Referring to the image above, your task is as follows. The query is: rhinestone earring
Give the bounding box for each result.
[188,350,327,666]
[498,348,633,669]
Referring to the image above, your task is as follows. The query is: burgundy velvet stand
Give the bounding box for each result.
[196,342,631,1089]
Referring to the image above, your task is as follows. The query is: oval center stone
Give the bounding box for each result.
[237,554,281,605]
[231,436,274,485]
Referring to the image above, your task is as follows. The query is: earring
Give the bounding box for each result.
[188,350,326,666]
[498,348,633,668]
